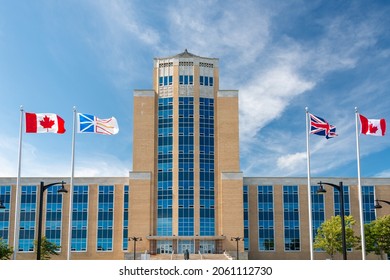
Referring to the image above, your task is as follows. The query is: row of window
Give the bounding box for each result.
[0,184,381,253]
[158,75,214,86]
[250,185,377,252]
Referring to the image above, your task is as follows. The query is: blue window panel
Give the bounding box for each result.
[71,185,88,251]
[209,77,213,86]
[169,76,173,85]
[189,75,193,85]
[283,185,300,251]
[179,75,184,85]
[19,186,37,252]
[204,76,208,86]
[200,76,204,85]
[258,185,275,251]
[157,97,174,236]
[184,75,188,85]
[311,186,325,246]
[334,186,350,216]
[45,185,64,250]
[178,97,195,237]
[243,185,249,251]
[363,186,376,223]
[163,76,168,86]
[96,185,114,251]
[159,77,163,86]
[0,186,11,244]
[199,97,215,237]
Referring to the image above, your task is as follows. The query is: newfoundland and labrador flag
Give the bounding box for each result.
[309,113,337,139]
[77,113,119,135]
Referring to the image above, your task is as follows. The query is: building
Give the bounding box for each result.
[1,51,389,260]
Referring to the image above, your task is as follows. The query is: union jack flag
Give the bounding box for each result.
[309,113,337,139]
[77,113,119,135]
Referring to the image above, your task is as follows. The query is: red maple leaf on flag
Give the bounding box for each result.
[40,115,55,132]
[368,123,379,134]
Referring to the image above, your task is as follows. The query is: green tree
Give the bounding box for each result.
[365,214,390,260]
[35,236,61,260]
[313,215,360,259]
[0,238,13,260]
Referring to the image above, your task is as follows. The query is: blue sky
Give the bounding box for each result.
[1,0,390,178]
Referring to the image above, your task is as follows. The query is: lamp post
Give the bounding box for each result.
[374,199,390,209]
[230,237,243,260]
[317,181,347,260]
[129,236,142,260]
[37,181,67,260]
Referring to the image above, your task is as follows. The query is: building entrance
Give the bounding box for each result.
[178,240,194,254]
[199,241,215,254]
[156,241,173,254]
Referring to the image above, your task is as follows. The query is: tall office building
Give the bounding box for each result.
[1,51,389,260]
[129,49,244,255]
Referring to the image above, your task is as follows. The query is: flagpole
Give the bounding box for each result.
[355,107,366,260]
[305,107,314,260]
[67,106,76,260]
[13,106,24,260]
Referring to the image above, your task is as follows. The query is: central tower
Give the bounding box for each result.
[129,50,243,256]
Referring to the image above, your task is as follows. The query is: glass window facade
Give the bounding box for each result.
[71,185,88,252]
[283,185,300,251]
[243,185,249,251]
[311,185,325,243]
[97,185,114,251]
[257,185,274,251]
[179,75,193,85]
[157,97,173,236]
[200,76,213,86]
[45,185,65,250]
[363,186,376,223]
[0,186,11,244]
[199,97,215,236]
[19,186,37,252]
[334,185,350,216]
[178,97,194,236]
[159,75,173,86]
[123,185,129,251]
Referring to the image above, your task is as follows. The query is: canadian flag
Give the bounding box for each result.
[25,112,66,134]
[359,114,386,136]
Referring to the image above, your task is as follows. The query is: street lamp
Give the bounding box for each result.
[374,199,390,209]
[0,200,5,209]
[129,236,142,260]
[317,181,347,260]
[37,181,67,260]
[230,237,243,260]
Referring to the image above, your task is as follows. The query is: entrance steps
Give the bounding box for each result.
[150,253,230,260]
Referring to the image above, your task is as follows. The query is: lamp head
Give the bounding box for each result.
[374,200,382,209]
[0,200,5,209]
[57,181,68,194]
[317,182,327,194]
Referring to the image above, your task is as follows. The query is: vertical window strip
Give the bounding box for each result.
[283,185,300,251]
[71,185,88,252]
[178,97,194,236]
[0,186,11,244]
[97,185,114,251]
[257,185,274,251]
[363,186,376,224]
[157,97,173,236]
[19,185,37,252]
[199,97,215,236]
[123,185,129,250]
[45,185,64,250]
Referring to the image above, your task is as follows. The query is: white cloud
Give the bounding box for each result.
[239,64,315,141]
[277,152,306,171]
